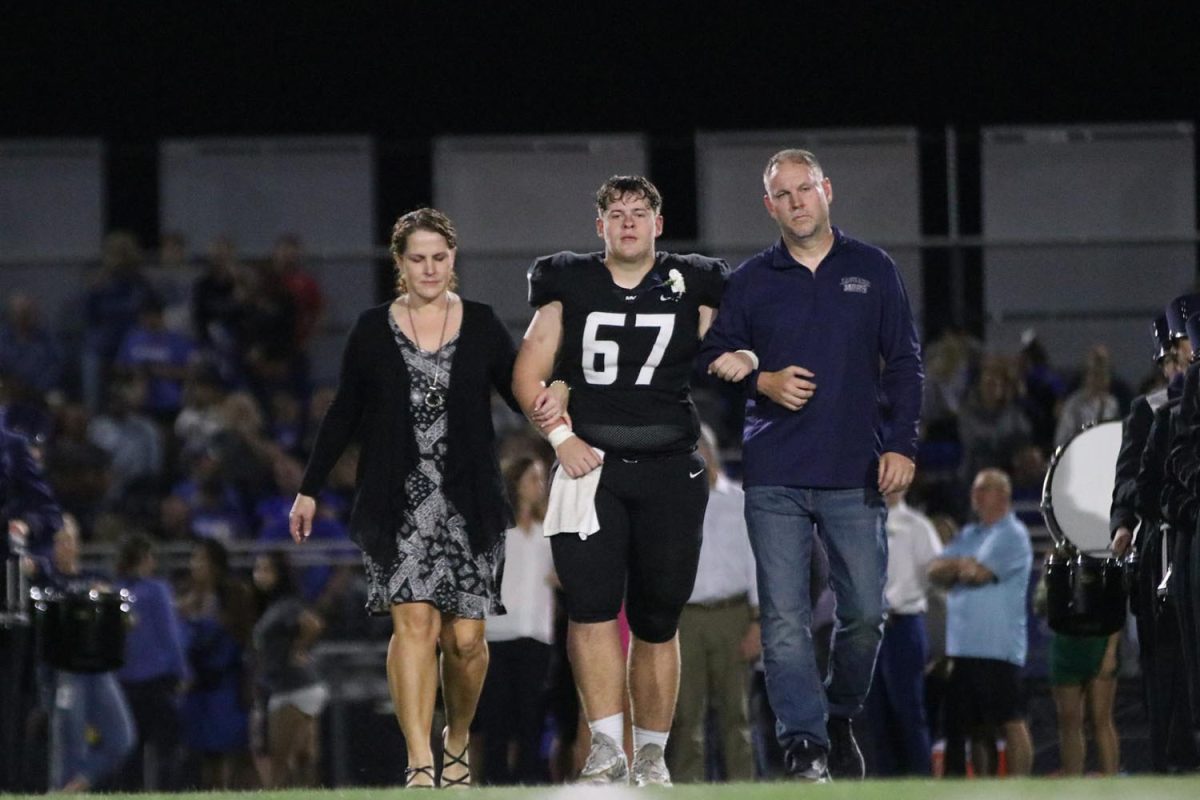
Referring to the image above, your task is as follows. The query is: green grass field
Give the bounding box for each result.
[10,778,1200,800]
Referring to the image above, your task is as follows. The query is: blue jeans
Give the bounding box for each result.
[50,671,137,789]
[744,486,887,753]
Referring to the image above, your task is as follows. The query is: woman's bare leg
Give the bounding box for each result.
[389,603,442,786]
[1053,684,1086,775]
[438,616,489,786]
[1086,634,1121,775]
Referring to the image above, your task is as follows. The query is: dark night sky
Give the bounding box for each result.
[4,2,1198,140]
[4,1,1198,265]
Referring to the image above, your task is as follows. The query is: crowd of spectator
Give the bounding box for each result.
[0,228,1165,787]
[1,231,345,553]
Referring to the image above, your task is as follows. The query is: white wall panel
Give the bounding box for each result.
[434,134,648,252]
[160,137,375,257]
[160,137,377,385]
[0,139,104,260]
[982,123,1195,382]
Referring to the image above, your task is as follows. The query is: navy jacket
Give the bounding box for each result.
[1110,388,1164,535]
[1162,361,1200,528]
[700,229,923,488]
[1,425,62,560]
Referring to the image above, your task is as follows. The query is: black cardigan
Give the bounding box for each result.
[300,300,521,565]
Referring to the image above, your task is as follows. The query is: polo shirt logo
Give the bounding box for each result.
[841,276,871,294]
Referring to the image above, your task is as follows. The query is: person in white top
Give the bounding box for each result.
[861,490,942,776]
[669,426,760,782]
[1053,345,1120,448]
[472,456,556,785]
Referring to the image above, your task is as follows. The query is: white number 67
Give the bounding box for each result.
[581,312,675,386]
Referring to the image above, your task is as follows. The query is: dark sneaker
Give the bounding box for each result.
[827,716,865,780]
[785,741,831,783]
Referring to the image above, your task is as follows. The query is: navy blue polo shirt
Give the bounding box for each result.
[700,228,923,489]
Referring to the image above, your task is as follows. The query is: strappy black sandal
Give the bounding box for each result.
[405,765,437,789]
[441,728,471,788]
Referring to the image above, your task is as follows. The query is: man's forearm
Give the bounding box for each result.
[928,558,962,588]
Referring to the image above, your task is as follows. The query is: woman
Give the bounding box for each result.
[957,355,1033,484]
[472,456,556,784]
[289,208,564,788]
[1035,550,1120,776]
[1050,632,1121,774]
[250,550,326,788]
[178,538,257,789]
[114,533,189,791]
[1053,345,1120,448]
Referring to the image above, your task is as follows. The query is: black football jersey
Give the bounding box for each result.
[528,250,729,456]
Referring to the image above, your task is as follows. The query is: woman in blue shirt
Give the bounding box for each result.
[114,533,189,790]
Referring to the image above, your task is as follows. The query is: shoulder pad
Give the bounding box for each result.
[528,252,594,307]
[665,253,730,275]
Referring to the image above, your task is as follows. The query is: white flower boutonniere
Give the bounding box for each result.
[666,268,686,298]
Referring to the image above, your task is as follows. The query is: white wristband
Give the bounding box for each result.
[735,349,760,370]
[547,424,576,449]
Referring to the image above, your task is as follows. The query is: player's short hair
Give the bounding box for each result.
[973,467,1013,498]
[595,175,663,214]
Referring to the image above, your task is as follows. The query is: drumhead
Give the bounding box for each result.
[1041,420,1123,554]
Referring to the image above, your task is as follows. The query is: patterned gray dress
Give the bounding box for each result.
[362,315,503,618]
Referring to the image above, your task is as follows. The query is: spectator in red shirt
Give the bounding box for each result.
[270,234,323,349]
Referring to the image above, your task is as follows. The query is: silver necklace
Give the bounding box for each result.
[405,296,451,410]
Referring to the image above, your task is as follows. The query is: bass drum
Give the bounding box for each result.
[31,586,133,673]
[1040,420,1126,636]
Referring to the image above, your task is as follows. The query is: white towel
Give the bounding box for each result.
[544,452,604,540]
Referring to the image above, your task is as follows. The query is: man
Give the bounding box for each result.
[270,233,323,349]
[929,469,1033,778]
[701,148,923,781]
[1109,315,1178,768]
[113,295,196,422]
[1,419,64,791]
[863,490,942,776]
[669,425,759,783]
[0,292,65,397]
[512,176,728,786]
[1159,309,1200,763]
[1111,314,1179,561]
[1135,294,1200,771]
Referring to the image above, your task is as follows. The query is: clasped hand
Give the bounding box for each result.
[708,353,819,413]
[530,382,570,432]
[756,366,817,411]
[707,351,756,383]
